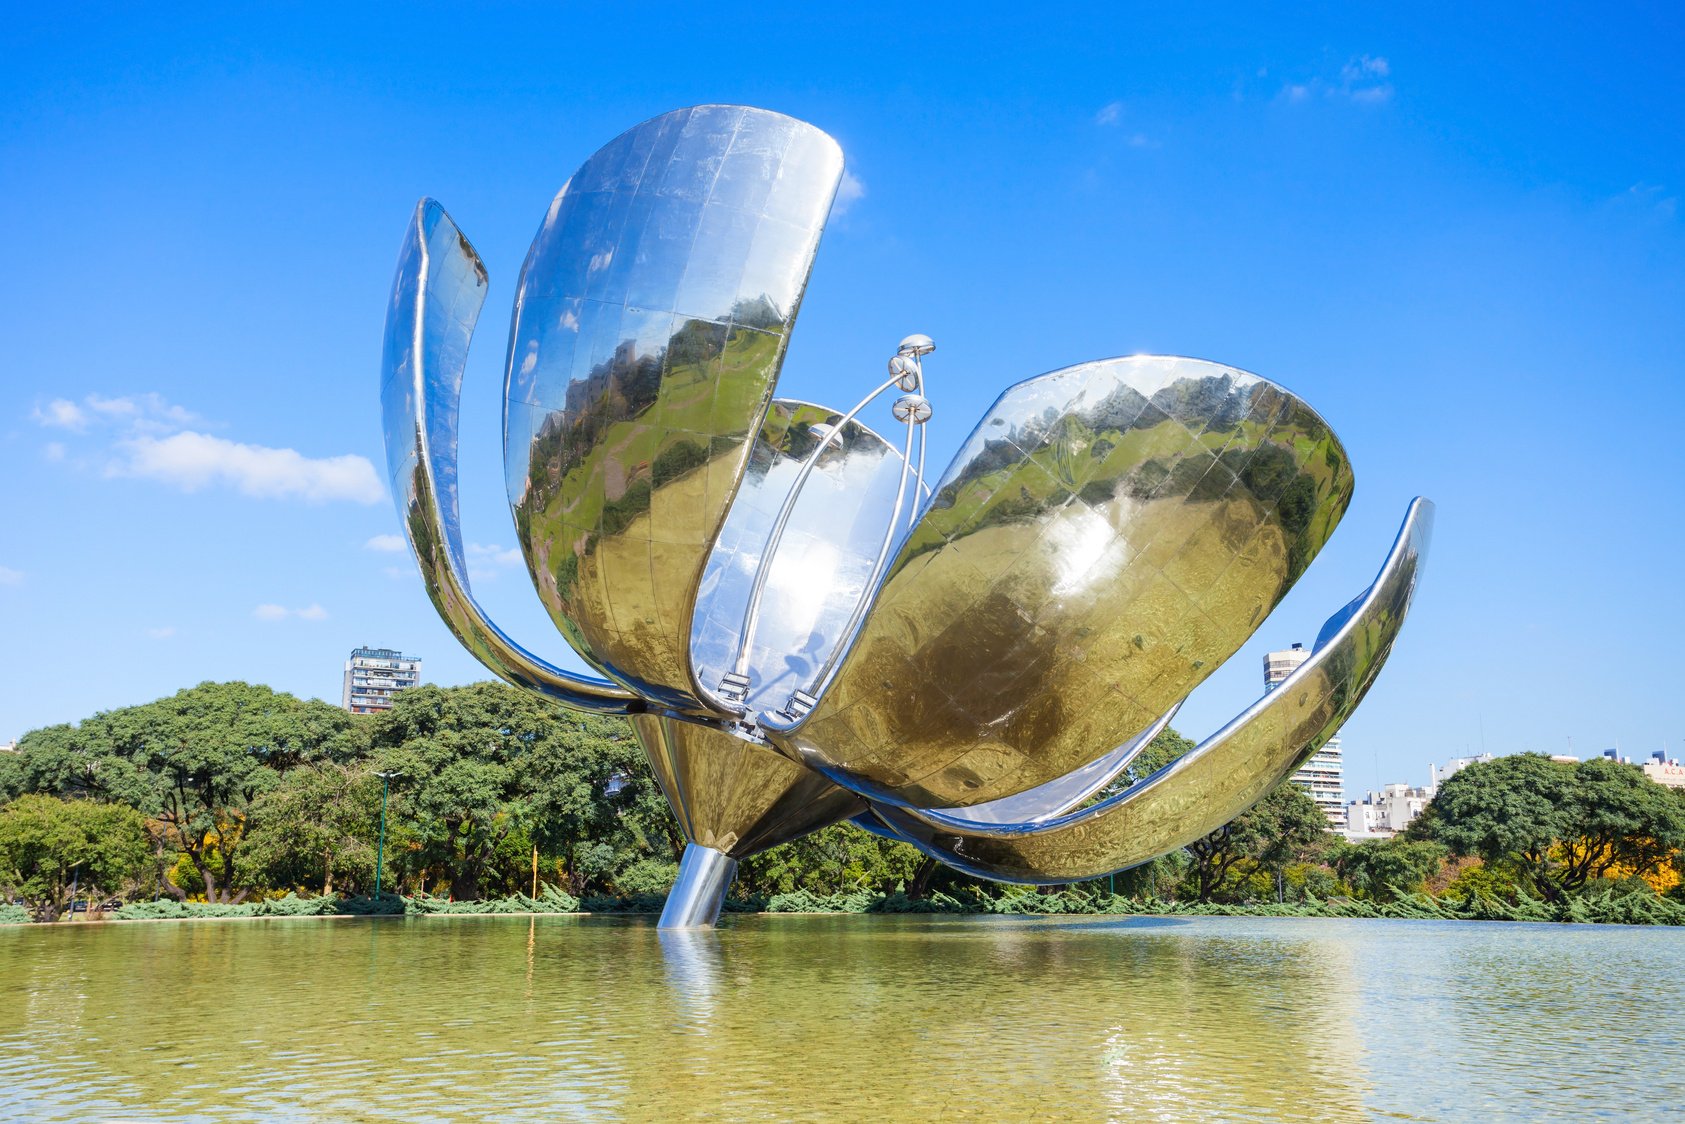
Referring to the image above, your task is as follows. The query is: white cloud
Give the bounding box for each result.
[112,431,384,504]
[365,533,407,552]
[36,391,379,505]
[1620,182,1678,219]
[466,542,524,581]
[33,399,88,430]
[1280,54,1393,106]
[1093,102,1157,147]
[0,566,22,586]
[84,392,202,434]
[1344,55,1390,80]
[253,603,329,622]
[467,543,522,566]
[146,626,177,639]
[833,171,866,216]
[34,392,200,435]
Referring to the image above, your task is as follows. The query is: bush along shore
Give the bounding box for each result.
[8,881,1682,927]
[5,681,1684,926]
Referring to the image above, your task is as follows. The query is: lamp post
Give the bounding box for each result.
[373,770,403,900]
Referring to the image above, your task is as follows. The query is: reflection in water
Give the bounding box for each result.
[658,927,722,1033]
[2,916,1682,1122]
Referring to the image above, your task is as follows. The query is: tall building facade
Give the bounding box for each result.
[1429,753,1494,787]
[342,646,422,714]
[1264,643,1347,829]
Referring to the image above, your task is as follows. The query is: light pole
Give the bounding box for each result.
[373,770,403,901]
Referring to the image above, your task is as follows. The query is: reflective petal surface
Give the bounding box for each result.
[379,199,637,714]
[769,356,1355,808]
[629,714,862,859]
[504,106,844,712]
[689,399,925,716]
[904,704,1180,828]
[872,498,1433,882]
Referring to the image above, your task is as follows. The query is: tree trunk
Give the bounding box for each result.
[908,857,940,899]
[323,848,335,897]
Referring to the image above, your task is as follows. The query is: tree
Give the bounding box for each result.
[1415,754,1685,900]
[366,683,670,899]
[738,822,924,897]
[237,762,383,896]
[1184,782,1330,902]
[10,682,363,902]
[1330,837,1447,902]
[0,795,149,921]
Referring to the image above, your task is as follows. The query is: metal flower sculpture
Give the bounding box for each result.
[380,105,1432,927]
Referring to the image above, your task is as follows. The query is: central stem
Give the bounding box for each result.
[659,843,739,929]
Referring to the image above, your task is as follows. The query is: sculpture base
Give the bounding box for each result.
[659,843,738,929]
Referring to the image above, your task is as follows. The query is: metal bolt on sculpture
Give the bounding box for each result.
[379,106,1433,928]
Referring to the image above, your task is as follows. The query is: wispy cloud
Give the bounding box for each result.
[111,432,383,504]
[146,626,177,639]
[33,399,88,430]
[1281,54,1393,106]
[0,566,22,586]
[364,533,407,552]
[33,391,382,505]
[253,603,329,622]
[1092,101,1158,148]
[34,393,202,434]
[466,542,524,581]
[833,170,865,216]
[1620,182,1678,220]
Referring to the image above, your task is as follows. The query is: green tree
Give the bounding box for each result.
[237,762,384,895]
[1329,837,1448,902]
[1184,782,1331,902]
[738,822,924,897]
[1413,754,1685,901]
[367,683,670,899]
[0,795,149,921]
[10,682,362,902]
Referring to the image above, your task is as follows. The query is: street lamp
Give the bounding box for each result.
[373,770,404,901]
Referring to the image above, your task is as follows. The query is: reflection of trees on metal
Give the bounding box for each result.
[379,105,1434,927]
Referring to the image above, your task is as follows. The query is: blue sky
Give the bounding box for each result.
[2,4,1681,791]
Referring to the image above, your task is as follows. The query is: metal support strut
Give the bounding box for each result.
[720,334,936,716]
[659,843,739,929]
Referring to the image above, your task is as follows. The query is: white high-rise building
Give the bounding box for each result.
[1429,754,1494,787]
[1264,643,1346,829]
[342,646,422,714]
[1346,783,1434,838]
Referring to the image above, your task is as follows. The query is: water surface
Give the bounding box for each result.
[2,914,1679,1121]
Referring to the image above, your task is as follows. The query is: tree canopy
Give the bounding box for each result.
[10,681,359,902]
[0,794,149,921]
[1412,753,1685,899]
[1185,781,1331,902]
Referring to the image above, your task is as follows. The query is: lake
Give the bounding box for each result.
[2,914,1680,1121]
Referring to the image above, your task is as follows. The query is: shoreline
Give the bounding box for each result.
[5,907,1679,929]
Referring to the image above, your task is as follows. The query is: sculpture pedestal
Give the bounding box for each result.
[659,843,738,929]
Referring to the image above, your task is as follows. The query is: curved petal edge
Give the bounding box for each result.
[870,497,1433,882]
[380,197,639,715]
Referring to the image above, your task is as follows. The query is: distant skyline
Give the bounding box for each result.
[3,5,1682,790]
